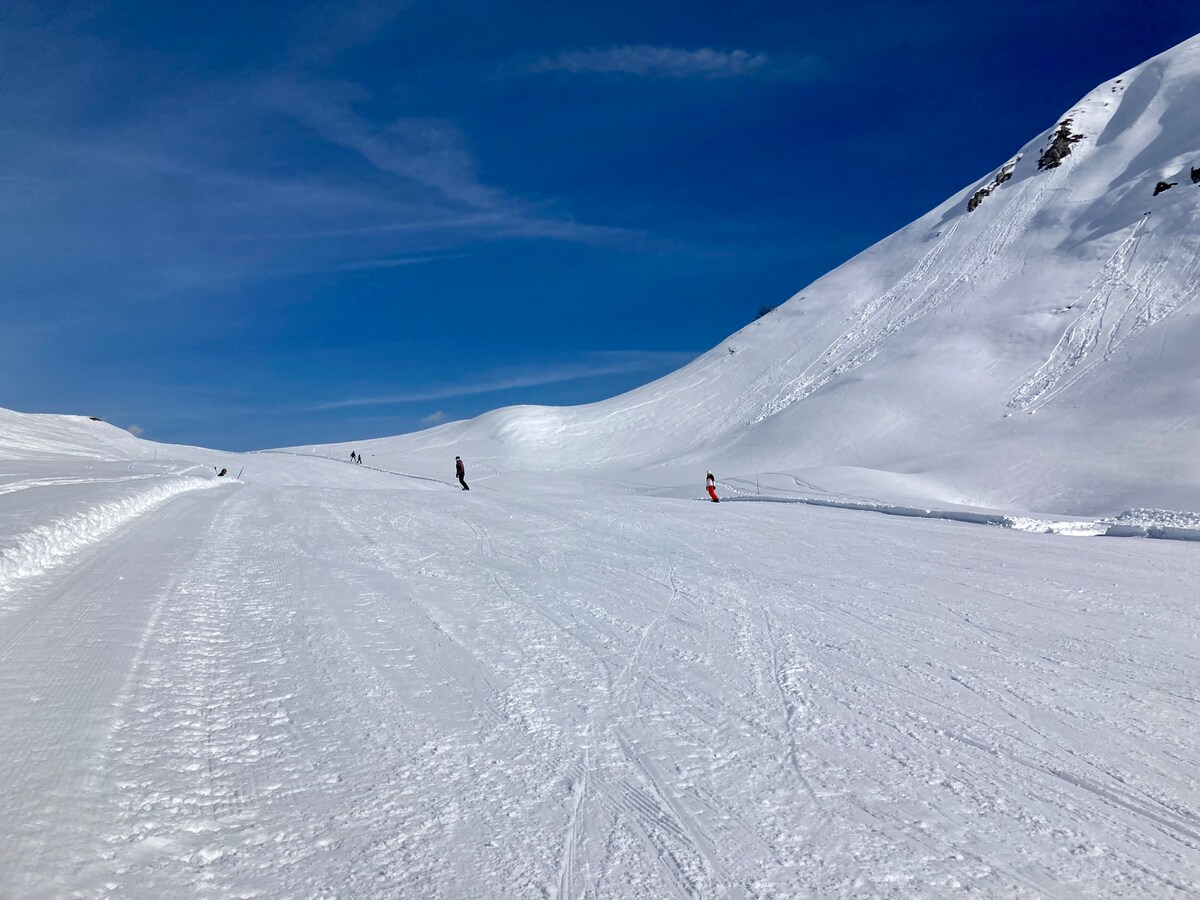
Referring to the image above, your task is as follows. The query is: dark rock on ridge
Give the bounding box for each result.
[967,159,1019,212]
[1037,119,1084,170]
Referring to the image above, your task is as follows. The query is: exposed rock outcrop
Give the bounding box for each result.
[967,158,1019,212]
[1154,180,1178,196]
[1192,166,1199,184]
[1037,119,1084,170]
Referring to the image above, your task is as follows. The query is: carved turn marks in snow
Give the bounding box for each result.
[1008,212,1200,414]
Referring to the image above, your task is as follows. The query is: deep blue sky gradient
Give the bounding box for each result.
[2,0,1196,449]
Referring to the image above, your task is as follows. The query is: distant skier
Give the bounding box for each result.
[350,451,357,464]
[706,471,720,503]
[455,456,470,491]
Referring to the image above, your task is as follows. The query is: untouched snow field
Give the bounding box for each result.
[1,413,1198,897]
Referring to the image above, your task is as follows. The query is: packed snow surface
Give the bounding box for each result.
[1,409,1198,898]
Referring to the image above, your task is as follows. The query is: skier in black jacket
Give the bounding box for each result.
[455,456,470,491]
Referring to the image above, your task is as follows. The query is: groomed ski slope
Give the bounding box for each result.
[1,422,1197,898]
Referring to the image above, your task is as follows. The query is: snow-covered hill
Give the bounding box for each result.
[358,34,1200,517]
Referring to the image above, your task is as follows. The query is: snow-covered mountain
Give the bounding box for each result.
[363,34,1200,516]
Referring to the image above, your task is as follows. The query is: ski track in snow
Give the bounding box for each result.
[1007,208,1200,414]
[2,468,1198,898]
[750,156,1068,424]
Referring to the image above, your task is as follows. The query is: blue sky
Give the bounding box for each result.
[2,1,1196,449]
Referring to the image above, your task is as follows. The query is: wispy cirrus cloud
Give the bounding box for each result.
[259,79,505,209]
[532,46,769,78]
[288,0,410,65]
[257,253,465,279]
[0,64,634,316]
[258,78,633,245]
[309,351,697,410]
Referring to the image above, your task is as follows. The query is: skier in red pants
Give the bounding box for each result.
[706,471,720,503]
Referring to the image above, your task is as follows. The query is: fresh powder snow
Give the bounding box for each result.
[2,32,1199,900]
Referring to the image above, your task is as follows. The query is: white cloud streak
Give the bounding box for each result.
[289,0,410,64]
[255,253,464,278]
[533,46,769,78]
[258,79,633,245]
[262,80,505,209]
[309,351,697,410]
